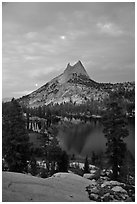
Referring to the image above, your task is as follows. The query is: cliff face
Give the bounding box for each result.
[63,60,90,79]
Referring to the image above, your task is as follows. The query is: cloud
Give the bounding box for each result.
[67,30,88,40]
[97,22,123,36]
[23,55,43,61]
[24,32,38,39]
[2,2,135,98]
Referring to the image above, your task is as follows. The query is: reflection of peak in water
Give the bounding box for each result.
[81,125,106,156]
[58,122,93,154]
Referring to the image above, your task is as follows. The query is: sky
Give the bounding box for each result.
[2,2,135,98]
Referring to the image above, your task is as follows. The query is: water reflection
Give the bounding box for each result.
[58,118,135,157]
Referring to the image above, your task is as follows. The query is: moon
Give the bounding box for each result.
[60,35,66,40]
[35,83,38,87]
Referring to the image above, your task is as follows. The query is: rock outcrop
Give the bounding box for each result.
[86,177,135,202]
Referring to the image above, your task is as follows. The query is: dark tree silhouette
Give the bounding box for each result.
[84,156,90,173]
[42,125,69,175]
[29,157,38,176]
[91,151,96,165]
[46,108,52,127]
[102,100,129,180]
[57,151,69,172]
[26,112,29,130]
[2,98,30,173]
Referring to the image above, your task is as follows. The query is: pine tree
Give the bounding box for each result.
[26,112,29,130]
[84,156,90,173]
[29,157,38,176]
[91,151,96,165]
[102,100,129,180]
[2,98,30,173]
[38,106,42,118]
[42,125,69,175]
[46,108,52,127]
[57,151,69,172]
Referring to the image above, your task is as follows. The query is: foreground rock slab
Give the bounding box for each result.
[3,172,92,202]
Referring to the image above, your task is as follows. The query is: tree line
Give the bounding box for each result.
[2,98,69,177]
[2,94,134,182]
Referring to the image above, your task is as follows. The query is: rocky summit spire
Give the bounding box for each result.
[64,60,90,79]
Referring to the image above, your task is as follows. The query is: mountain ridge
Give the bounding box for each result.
[18,61,135,108]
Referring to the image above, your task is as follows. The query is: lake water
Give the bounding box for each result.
[58,117,135,157]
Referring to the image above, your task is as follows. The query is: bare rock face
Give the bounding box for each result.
[53,61,90,84]
[64,61,90,80]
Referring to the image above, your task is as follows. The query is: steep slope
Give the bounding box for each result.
[2,171,92,202]
[18,61,108,108]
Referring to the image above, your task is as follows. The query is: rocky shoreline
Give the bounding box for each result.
[86,177,135,202]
